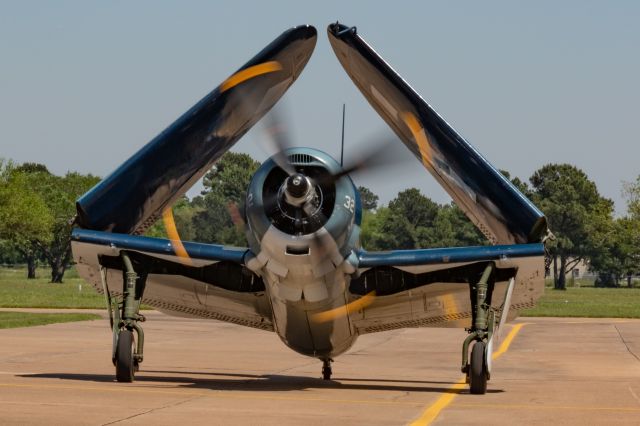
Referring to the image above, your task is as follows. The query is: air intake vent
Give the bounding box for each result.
[287,153,315,165]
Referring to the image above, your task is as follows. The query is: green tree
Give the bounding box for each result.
[422,203,486,248]
[145,196,201,241]
[358,186,379,210]
[591,177,640,287]
[0,161,53,278]
[623,176,640,218]
[193,153,260,245]
[202,152,260,203]
[530,164,613,290]
[388,188,439,231]
[360,188,487,251]
[500,169,533,198]
[24,169,100,283]
[361,206,415,250]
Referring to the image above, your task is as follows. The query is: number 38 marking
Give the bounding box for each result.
[344,195,355,213]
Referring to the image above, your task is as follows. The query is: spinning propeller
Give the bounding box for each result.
[257,105,409,270]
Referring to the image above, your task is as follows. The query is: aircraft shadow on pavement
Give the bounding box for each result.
[19,371,504,394]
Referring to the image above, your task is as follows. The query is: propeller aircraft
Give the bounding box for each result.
[71,23,549,394]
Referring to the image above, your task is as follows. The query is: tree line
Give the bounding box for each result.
[1,153,639,289]
[0,161,100,282]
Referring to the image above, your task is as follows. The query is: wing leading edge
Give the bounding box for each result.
[350,244,545,334]
[328,23,546,245]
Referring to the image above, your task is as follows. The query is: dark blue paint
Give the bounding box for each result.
[72,228,248,264]
[76,25,317,234]
[356,243,545,268]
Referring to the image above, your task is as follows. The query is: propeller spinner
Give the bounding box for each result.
[284,173,314,207]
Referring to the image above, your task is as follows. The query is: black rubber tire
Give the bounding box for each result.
[116,329,135,383]
[469,341,487,394]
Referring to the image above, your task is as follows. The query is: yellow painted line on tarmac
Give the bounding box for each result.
[408,378,468,426]
[409,323,528,426]
[0,382,425,407]
[492,323,525,359]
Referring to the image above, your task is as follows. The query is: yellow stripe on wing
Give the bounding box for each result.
[402,111,433,168]
[219,61,283,93]
[162,208,194,266]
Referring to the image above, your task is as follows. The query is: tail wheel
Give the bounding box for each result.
[469,341,488,394]
[116,329,135,383]
[322,365,332,380]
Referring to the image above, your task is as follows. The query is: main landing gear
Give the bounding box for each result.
[321,358,333,380]
[110,251,147,382]
[461,262,496,395]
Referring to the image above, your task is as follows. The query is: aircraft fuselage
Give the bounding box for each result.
[244,147,362,358]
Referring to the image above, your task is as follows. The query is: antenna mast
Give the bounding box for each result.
[340,103,346,167]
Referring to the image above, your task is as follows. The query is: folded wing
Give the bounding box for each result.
[328,23,546,245]
[77,25,317,235]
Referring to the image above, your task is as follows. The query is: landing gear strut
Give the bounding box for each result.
[322,358,333,380]
[111,251,146,382]
[461,262,496,395]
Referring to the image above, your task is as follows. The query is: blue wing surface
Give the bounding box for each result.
[72,228,248,264]
[328,24,546,245]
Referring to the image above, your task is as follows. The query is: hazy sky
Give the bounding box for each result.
[1,1,638,214]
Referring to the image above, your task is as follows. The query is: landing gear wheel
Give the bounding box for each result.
[322,359,332,380]
[116,329,135,383]
[469,341,487,394]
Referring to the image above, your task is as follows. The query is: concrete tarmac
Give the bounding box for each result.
[1,311,640,425]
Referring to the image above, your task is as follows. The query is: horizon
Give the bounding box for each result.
[1,1,638,214]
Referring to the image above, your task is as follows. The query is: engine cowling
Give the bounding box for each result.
[244,147,361,260]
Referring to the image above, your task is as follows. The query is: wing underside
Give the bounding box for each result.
[349,244,545,334]
[72,229,274,331]
[328,23,547,245]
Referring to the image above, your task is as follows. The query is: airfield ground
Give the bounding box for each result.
[0,311,639,425]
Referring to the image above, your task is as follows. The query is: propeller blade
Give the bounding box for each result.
[227,201,246,233]
[311,291,376,323]
[162,208,194,266]
[263,107,297,176]
[314,133,408,187]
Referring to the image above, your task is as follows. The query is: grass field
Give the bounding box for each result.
[520,286,640,318]
[0,311,101,329]
[0,267,105,309]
